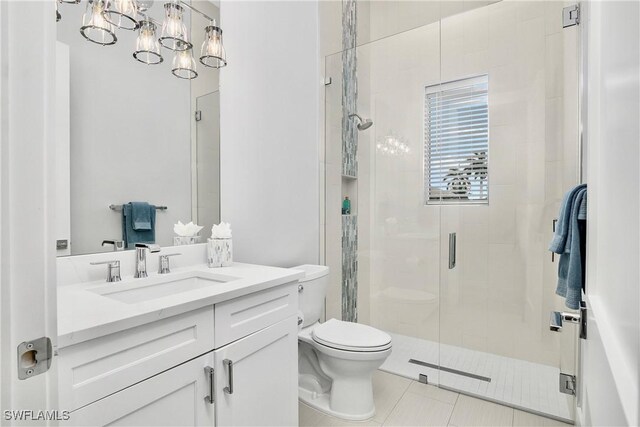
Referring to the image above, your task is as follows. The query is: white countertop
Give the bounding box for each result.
[57,262,304,349]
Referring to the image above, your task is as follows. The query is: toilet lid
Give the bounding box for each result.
[312,319,392,352]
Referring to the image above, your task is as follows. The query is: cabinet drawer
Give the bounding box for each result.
[214,282,297,347]
[58,306,214,411]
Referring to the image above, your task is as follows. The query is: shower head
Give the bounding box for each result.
[349,113,374,131]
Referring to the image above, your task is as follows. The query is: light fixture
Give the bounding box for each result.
[200,22,227,68]
[133,20,163,64]
[171,45,198,79]
[103,0,140,31]
[80,0,117,46]
[159,1,192,51]
[60,0,227,78]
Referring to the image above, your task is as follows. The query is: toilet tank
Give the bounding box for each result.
[291,265,329,327]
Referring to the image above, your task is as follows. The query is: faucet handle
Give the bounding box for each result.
[102,240,124,251]
[135,243,161,253]
[90,260,121,283]
[158,253,182,274]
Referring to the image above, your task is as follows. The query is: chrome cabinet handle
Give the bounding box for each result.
[223,359,234,394]
[448,233,456,269]
[204,366,214,404]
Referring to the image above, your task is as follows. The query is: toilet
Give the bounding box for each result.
[292,265,392,421]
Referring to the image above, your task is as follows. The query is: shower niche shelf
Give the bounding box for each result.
[341,175,357,215]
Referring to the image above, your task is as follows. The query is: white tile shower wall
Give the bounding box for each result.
[437,0,579,367]
[364,22,442,344]
[220,0,319,267]
[354,0,578,368]
[320,0,504,327]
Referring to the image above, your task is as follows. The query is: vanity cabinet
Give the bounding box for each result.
[69,351,215,426]
[59,282,299,427]
[213,316,298,426]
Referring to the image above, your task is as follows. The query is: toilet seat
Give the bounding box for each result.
[312,319,391,352]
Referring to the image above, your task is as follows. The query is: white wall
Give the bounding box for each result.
[579,1,640,425]
[220,1,319,267]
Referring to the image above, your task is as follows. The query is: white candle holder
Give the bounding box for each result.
[207,238,232,267]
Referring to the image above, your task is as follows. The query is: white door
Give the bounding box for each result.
[70,352,215,426]
[214,317,298,427]
[579,1,640,426]
[0,0,59,420]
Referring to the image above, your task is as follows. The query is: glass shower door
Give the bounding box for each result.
[360,22,444,386]
[436,1,580,421]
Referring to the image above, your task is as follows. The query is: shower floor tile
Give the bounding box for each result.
[379,333,573,423]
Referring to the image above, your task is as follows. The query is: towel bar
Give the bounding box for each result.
[109,204,168,211]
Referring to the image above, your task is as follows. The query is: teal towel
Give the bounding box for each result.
[122,203,156,249]
[131,201,152,231]
[549,183,587,253]
[551,186,587,309]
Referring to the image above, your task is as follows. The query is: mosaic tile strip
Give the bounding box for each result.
[341,215,358,322]
[341,0,358,178]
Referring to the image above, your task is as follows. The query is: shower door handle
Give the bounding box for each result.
[448,233,456,269]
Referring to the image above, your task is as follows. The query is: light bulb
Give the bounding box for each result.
[104,0,139,30]
[172,46,198,79]
[80,0,117,46]
[133,20,163,64]
[200,22,227,68]
[159,2,192,51]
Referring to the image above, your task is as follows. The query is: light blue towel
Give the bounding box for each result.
[122,203,156,249]
[131,201,152,231]
[549,183,587,253]
[551,186,587,309]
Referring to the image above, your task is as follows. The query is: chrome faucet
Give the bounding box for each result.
[102,239,125,251]
[134,243,161,278]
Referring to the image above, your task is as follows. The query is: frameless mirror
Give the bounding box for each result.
[55,0,221,256]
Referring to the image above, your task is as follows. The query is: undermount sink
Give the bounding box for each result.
[88,272,238,304]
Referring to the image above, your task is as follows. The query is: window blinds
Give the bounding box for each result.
[425,75,489,204]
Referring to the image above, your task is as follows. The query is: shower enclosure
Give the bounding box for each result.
[323,1,580,422]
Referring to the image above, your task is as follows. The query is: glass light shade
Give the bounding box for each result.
[199,24,227,68]
[171,46,198,79]
[133,20,163,64]
[80,0,117,46]
[159,2,192,51]
[103,0,139,30]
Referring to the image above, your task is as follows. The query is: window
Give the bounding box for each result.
[425,75,489,204]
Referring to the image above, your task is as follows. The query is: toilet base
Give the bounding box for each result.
[299,387,375,421]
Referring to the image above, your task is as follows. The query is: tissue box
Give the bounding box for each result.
[173,236,202,246]
[207,238,232,267]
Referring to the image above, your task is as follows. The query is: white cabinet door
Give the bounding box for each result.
[214,316,298,427]
[70,352,215,426]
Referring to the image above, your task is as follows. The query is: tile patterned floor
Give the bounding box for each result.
[299,371,573,427]
[378,333,573,422]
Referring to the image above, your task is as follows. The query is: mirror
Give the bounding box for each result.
[55,0,221,256]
